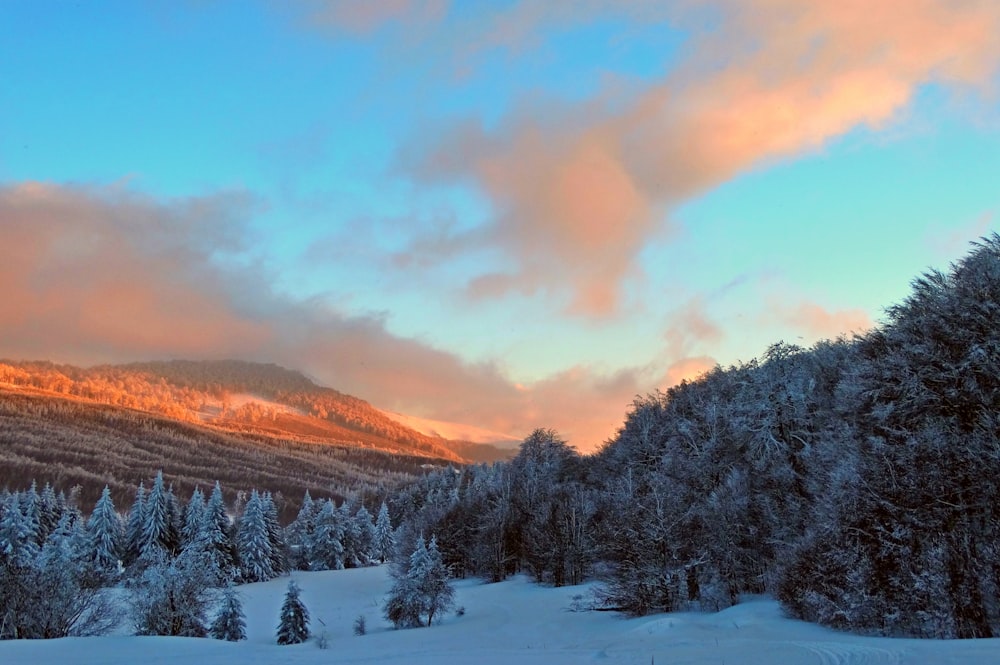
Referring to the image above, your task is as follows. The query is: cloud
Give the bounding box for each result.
[769,300,873,341]
[391,0,1000,316]
[0,180,651,450]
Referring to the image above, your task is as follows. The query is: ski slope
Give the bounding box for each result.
[2,566,998,664]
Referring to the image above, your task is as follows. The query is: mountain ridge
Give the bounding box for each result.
[0,358,515,465]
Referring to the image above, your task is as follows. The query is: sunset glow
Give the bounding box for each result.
[2,0,998,450]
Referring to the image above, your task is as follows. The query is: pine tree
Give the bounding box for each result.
[420,536,455,626]
[123,482,146,567]
[0,493,40,567]
[262,492,286,575]
[204,481,237,581]
[287,490,316,570]
[276,580,310,645]
[237,490,275,583]
[181,487,206,549]
[350,504,375,567]
[139,471,170,560]
[310,499,344,571]
[374,501,394,564]
[209,584,247,641]
[87,486,122,581]
[384,535,455,628]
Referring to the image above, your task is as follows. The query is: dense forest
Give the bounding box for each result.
[388,236,1000,639]
[0,389,439,520]
[4,236,1000,640]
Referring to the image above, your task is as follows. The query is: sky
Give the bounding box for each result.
[2,0,999,451]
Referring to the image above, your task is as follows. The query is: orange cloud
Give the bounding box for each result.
[0,181,650,451]
[396,0,1000,316]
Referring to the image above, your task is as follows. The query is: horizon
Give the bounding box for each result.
[2,1,999,451]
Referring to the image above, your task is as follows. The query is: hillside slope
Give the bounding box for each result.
[0,385,444,519]
[0,359,513,464]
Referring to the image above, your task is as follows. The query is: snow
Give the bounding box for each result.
[3,567,999,664]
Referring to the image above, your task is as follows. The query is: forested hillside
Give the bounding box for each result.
[0,359,513,464]
[390,236,1000,639]
[5,237,1000,642]
[0,388,437,520]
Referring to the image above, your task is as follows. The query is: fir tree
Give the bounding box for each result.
[237,490,275,583]
[276,580,310,645]
[209,585,247,642]
[139,471,170,560]
[310,499,344,571]
[181,487,206,549]
[374,501,393,564]
[205,481,237,581]
[287,490,316,570]
[86,486,122,582]
[261,491,287,575]
[123,482,146,567]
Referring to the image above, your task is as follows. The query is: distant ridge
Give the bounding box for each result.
[0,358,514,465]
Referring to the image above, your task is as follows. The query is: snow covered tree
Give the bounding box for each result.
[86,486,123,583]
[384,535,455,628]
[0,493,39,568]
[204,481,237,582]
[209,584,247,642]
[310,499,345,571]
[131,546,214,637]
[237,490,276,583]
[286,490,317,570]
[261,491,287,575]
[123,481,146,567]
[138,471,171,561]
[181,487,206,549]
[349,504,375,567]
[276,579,310,645]
[374,501,393,564]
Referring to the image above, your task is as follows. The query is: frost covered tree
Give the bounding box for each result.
[204,481,237,582]
[373,501,393,564]
[349,504,375,567]
[237,490,276,583]
[138,471,171,561]
[261,491,287,575]
[276,579,310,645]
[209,584,247,642]
[286,490,316,570]
[123,481,146,567]
[384,535,455,628]
[181,487,206,549]
[86,486,122,583]
[310,499,345,571]
[131,547,214,637]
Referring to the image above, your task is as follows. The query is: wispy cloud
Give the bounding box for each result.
[369,0,1000,316]
[0,181,651,449]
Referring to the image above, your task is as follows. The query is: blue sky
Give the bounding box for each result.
[2,0,999,449]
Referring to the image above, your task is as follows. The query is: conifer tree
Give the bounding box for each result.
[310,499,344,571]
[0,493,39,567]
[262,491,286,575]
[181,487,206,549]
[237,490,275,582]
[123,482,146,566]
[139,471,170,560]
[204,481,237,581]
[276,579,309,645]
[374,501,393,564]
[287,490,316,570]
[209,584,247,642]
[87,486,122,581]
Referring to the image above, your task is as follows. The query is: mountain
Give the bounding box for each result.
[0,359,515,508]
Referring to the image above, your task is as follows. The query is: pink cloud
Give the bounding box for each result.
[771,300,873,341]
[395,0,1000,316]
[0,181,651,451]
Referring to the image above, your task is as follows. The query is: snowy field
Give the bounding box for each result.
[2,567,1000,665]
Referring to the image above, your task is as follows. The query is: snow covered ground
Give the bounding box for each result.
[3,567,999,664]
